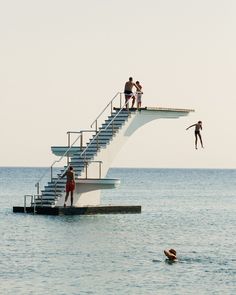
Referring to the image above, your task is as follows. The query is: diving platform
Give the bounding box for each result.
[13,91,194,215]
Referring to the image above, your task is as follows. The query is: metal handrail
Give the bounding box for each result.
[90,92,121,131]
[67,130,96,148]
[50,132,84,181]
[67,130,96,165]
[55,95,130,187]
[35,132,83,191]
[24,194,33,213]
[84,160,103,179]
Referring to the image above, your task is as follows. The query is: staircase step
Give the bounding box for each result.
[94,129,113,140]
[33,200,55,206]
[67,160,87,166]
[97,129,118,135]
[88,138,111,144]
[107,117,127,122]
[90,140,111,146]
[51,146,87,157]
[37,195,59,201]
[101,125,121,131]
[110,112,129,118]
[104,120,124,126]
[43,186,64,191]
[41,191,62,197]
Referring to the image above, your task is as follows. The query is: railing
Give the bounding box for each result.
[67,130,96,164]
[24,194,35,214]
[85,160,102,179]
[90,92,123,131]
[50,133,82,179]
[35,132,82,194]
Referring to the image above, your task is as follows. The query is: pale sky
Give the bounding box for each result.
[1,0,236,168]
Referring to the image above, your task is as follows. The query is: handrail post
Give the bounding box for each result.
[67,132,70,165]
[51,166,53,182]
[99,162,102,178]
[85,161,88,179]
[36,182,39,195]
[111,101,113,115]
[80,131,83,151]
[33,195,36,214]
[24,195,26,213]
[120,92,122,109]
[68,132,71,147]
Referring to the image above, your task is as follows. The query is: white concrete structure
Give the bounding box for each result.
[34,94,194,208]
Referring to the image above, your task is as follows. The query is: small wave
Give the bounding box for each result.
[152,259,162,263]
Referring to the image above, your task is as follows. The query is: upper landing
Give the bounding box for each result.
[115,106,194,136]
[146,106,194,113]
[115,106,194,115]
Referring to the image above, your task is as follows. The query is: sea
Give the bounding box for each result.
[0,167,235,295]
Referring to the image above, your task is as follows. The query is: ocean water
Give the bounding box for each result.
[0,167,236,295]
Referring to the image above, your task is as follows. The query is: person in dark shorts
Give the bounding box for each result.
[124,77,141,109]
[61,166,75,207]
[186,121,204,149]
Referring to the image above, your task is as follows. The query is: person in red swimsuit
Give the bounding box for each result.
[61,166,75,207]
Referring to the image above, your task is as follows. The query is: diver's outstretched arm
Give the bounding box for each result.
[186,124,196,130]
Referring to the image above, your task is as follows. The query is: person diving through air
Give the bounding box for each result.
[186,121,204,150]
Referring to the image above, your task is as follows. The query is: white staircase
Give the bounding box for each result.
[35,106,135,207]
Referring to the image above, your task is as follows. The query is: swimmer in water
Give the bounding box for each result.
[186,121,204,149]
[164,248,177,261]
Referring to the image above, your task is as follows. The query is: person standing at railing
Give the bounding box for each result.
[124,77,141,109]
[135,81,143,110]
[61,166,75,207]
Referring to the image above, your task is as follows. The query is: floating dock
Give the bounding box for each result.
[13,205,141,215]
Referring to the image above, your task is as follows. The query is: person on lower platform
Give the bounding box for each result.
[164,248,178,261]
[61,166,75,207]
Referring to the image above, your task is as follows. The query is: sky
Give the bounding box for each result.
[1,0,236,168]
